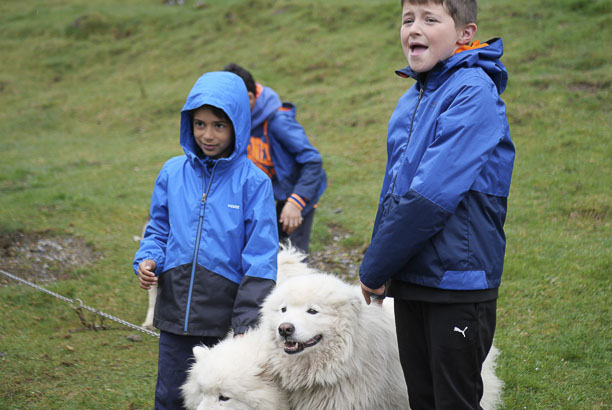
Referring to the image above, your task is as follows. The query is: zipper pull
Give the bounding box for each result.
[199,193,207,217]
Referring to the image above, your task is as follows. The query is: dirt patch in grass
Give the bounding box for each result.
[567,80,610,94]
[308,224,368,283]
[0,226,366,288]
[0,230,100,287]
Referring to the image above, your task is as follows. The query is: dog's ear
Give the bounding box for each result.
[335,291,363,319]
[192,345,210,362]
[348,292,363,313]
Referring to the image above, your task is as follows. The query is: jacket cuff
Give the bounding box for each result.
[133,254,164,276]
[232,325,249,335]
[232,276,275,332]
[287,193,308,211]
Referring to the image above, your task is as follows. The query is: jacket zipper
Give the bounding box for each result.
[184,161,218,334]
[391,82,426,194]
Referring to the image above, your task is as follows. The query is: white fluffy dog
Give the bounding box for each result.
[181,329,289,410]
[181,248,503,410]
[261,271,409,410]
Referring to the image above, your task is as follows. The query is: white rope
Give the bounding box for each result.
[0,268,160,338]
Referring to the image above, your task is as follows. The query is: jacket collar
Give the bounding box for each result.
[395,38,507,94]
[251,84,282,129]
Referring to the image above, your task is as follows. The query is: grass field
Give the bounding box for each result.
[1,0,610,408]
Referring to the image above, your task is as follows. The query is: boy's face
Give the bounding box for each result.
[400,2,473,73]
[192,106,234,159]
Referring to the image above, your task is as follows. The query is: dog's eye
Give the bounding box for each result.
[281,307,287,313]
[307,308,318,314]
[219,394,230,402]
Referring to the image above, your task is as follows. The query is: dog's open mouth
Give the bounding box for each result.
[283,335,322,354]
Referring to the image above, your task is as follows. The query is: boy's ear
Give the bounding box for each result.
[457,23,477,45]
[248,91,256,110]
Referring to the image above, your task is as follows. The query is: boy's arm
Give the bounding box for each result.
[359,191,452,289]
[269,111,325,207]
[360,79,508,289]
[231,177,278,334]
[132,166,170,275]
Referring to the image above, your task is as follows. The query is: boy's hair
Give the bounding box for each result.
[191,104,232,125]
[223,63,257,95]
[401,0,477,27]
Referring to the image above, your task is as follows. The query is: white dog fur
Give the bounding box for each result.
[180,248,503,409]
[138,221,157,330]
[181,329,289,410]
[261,271,409,410]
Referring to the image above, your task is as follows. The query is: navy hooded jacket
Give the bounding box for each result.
[133,72,278,336]
[359,39,515,295]
[248,84,326,215]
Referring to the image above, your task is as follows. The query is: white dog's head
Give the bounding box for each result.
[261,272,363,389]
[180,246,319,410]
[181,330,288,410]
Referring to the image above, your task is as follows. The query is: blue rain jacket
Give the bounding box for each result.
[249,85,326,215]
[133,72,278,337]
[360,38,515,292]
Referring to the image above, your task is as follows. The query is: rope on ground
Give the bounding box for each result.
[0,268,160,339]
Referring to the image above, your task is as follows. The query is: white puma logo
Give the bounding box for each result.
[453,326,468,337]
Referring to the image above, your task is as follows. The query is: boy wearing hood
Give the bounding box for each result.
[359,0,514,408]
[133,71,278,409]
[224,63,326,255]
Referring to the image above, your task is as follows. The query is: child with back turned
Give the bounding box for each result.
[133,71,278,409]
[359,0,514,408]
[223,63,327,256]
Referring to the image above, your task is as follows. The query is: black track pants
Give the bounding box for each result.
[394,299,496,410]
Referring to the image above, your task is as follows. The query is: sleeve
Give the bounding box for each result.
[231,175,278,334]
[359,81,506,289]
[132,164,170,275]
[286,163,325,212]
[268,110,325,204]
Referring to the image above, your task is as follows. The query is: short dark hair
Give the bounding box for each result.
[223,63,257,95]
[400,0,477,26]
[192,104,230,122]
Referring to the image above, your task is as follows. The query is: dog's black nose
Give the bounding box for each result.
[278,322,294,337]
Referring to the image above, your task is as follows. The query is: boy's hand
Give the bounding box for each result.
[279,201,303,235]
[360,281,385,305]
[137,259,157,290]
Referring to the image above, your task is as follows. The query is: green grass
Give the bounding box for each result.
[0,0,610,408]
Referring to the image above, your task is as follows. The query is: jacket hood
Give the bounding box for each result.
[180,71,251,164]
[251,84,282,129]
[397,38,508,94]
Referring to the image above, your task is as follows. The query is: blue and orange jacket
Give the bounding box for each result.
[248,84,326,215]
[133,72,278,337]
[359,38,515,294]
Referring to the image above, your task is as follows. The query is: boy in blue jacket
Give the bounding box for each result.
[359,0,514,408]
[223,63,327,255]
[133,71,278,409]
